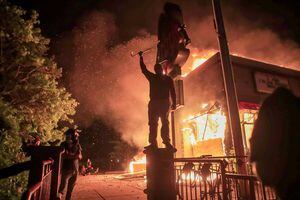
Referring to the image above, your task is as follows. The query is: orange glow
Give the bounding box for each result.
[182,49,216,77]
[180,171,217,182]
[129,155,146,173]
[240,110,258,151]
[191,58,207,70]
[182,109,227,157]
[182,110,226,141]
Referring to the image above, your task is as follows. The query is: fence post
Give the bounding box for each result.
[249,177,256,200]
[221,160,229,200]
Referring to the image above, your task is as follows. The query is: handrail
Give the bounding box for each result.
[225,173,258,180]
[174,155,248,160]
[25,182,42,199]
[224,173,276,199]
[23,159,53,200]
[174,157,228,163]
[42,160,53,166]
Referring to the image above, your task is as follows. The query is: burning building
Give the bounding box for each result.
[174,52,300,158]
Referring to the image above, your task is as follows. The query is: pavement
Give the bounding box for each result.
[72,172,147,200]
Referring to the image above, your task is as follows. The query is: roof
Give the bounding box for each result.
[187,52,300,78]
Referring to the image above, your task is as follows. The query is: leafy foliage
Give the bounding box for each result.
[0,0,78,198]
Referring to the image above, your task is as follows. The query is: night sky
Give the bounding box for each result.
[9,0,300,43]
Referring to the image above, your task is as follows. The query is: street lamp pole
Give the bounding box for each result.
[212,0,246,173]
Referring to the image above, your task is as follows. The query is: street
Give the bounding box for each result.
[72,172,147,200]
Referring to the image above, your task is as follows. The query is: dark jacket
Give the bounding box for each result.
[140,58,176,105]
[60,141,82,173]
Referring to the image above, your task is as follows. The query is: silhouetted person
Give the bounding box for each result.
[139,52,176,150]
[250,87,300,199]
[57,128,82,200]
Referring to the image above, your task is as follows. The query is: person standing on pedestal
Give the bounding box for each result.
[139,52,176,151]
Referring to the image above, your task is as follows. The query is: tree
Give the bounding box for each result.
[80,119,138,171]
[0,0,78,198]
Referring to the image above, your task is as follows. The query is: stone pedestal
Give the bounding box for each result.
[144,148,176,200]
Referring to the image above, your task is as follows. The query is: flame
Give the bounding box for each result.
[188,131,197,146]
[180,171,217,182]
[191,58,207,70]
[182,110,226,143]
[129,155,146,173]
[181,171,199,182]
[241,110,258,151]
[182,127,197,146]
[182,49,217,77]
[181,108,227,157]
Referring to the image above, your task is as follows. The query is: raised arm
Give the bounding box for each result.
[139,53,152,79]
[170,78,177,110]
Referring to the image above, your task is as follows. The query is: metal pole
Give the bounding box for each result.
[211,0,246,173]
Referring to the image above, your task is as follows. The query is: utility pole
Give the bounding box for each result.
[212,0,246,173]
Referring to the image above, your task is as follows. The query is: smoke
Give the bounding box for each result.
[61,11,157,147]
[229,28,300,68]
[55,1,300,148]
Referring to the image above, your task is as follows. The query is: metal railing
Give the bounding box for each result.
[224,173,277,200]
[23,159,53,200]
[174,157,227,200]
[173,157,277,200]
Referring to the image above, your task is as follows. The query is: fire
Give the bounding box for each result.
[188,130,197,146]
[129,155,146,173]
[180,171,217,182]
[182,49,217,77]
[181,171,198,181]
[182,110,226,141]
[182,108,227,157]
[191,58,207,70]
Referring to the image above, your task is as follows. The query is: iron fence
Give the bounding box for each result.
[224,173,277,200]
[174,157,227,200]
[173,157,277,200]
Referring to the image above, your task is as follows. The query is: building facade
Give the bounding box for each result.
[174,52,300,158]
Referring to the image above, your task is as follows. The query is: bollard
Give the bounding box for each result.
[144,148,176,200]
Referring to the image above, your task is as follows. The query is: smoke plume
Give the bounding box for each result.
[55,1,300,148]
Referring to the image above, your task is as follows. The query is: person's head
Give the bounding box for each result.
[154,63,163,75]
[164,2,181,15]
[163,2,182,21]
[65,128,79,144]
[250,87,300,198]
